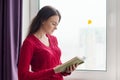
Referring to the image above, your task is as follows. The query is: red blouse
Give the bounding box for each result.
[18,34,70,80]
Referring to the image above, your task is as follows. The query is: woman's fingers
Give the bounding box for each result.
[65,63,78,73]
[66,66,71,73]
[70,65,73,72]
[71,63,78,70]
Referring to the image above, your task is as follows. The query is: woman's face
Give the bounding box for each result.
[42,15,59,34]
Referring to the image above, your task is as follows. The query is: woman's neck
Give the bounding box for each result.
[34,30,50,47]
[34,30,47,39]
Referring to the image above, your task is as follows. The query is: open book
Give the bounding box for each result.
[54,56,85,73]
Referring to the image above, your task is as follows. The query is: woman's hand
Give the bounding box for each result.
[54,63,79,73]
[65,63,78,73]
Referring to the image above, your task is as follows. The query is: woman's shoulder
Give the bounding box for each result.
[22,34,36,46]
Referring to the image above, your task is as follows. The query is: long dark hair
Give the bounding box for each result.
[28,6,61,35]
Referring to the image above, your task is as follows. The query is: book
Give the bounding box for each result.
[54,56,85,73]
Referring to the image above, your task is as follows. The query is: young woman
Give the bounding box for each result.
[18,6,78,80]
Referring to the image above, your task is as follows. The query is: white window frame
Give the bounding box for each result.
[28,0,120,80]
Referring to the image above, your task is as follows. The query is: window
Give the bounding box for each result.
[39,0,106,71]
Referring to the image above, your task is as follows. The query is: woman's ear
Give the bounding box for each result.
[42,20,46,25]
[42,22,45,24]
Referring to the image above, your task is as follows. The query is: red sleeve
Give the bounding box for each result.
[18,40,55,80]
[60,72,71,76]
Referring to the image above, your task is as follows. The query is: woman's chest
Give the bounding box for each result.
[31,46,61,65]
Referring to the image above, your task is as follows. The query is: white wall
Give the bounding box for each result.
[29,0,39,21]
[22,0,30,42]
[116,0,120,79]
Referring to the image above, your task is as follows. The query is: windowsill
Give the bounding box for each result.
[64,78,83,80]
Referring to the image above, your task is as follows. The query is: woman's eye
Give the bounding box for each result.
[52,23,57,26]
